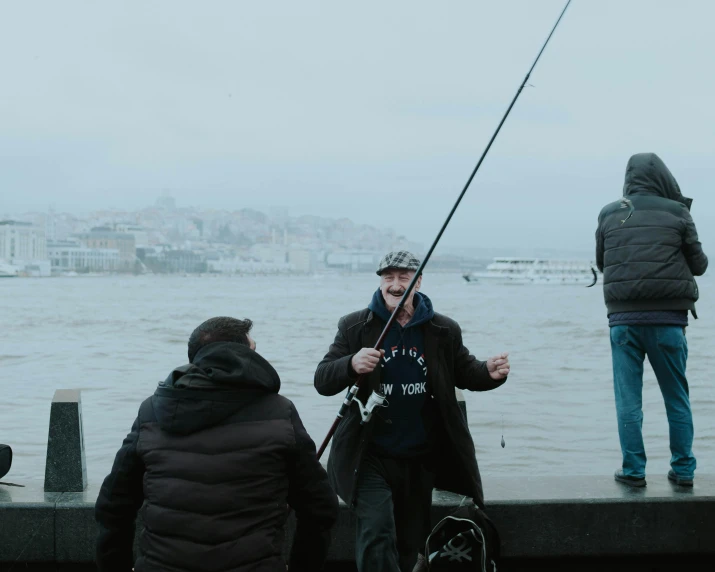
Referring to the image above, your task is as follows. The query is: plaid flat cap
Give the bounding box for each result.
[376,250,421,275]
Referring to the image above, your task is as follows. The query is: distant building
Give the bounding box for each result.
[0,220,47,261]
[47,241,119,273]
[288,249,314,273]
[324,250,381,272]
[249,243,287,264]
[113,223,150,248]
[0,220,51,276]
[163,250,206,273]
[207,257,291,274]
[74,229,136,271]
[137,247,207,274]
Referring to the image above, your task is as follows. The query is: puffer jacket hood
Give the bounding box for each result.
[153,341,281,435]
[623,153,693,210]
[596,153,708,317]
[95,338,339,572]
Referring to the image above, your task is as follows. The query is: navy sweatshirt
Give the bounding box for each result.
[367,289,435,458]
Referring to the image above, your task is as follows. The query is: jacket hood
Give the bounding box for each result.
[368,289,435,327]
[623,153,693,209]
[152,341,281,435]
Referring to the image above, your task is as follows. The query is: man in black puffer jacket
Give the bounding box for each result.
[596,153,708,489]
[95,317,338,572]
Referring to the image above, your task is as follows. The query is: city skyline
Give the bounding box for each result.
[2,195,597,260]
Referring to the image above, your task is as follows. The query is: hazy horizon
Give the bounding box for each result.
[2,197,602,259]
[2,0,713,255]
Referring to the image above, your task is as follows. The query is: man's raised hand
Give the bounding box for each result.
[487,352,510,380]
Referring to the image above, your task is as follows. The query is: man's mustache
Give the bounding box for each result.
[387,289,406,297]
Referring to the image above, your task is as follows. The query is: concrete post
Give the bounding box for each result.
[44,389,88,492]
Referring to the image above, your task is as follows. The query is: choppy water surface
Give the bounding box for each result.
[2,273,714,486]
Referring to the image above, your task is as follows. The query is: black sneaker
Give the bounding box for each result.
[614,469,646,487]
[668,470,693,487]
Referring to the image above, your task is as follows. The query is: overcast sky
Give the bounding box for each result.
[1,0,713,254]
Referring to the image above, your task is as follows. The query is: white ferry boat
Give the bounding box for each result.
[0,261,20,278]
[463,257,599,286]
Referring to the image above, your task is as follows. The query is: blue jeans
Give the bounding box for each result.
[610,325,696,479]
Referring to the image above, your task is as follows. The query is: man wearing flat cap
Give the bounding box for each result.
[314,250,510,572]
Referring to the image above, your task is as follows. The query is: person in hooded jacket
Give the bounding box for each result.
[314,250,510,572]
[95,317,339,572]
[596,153,708,489]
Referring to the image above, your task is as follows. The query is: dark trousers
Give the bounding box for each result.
[352,453,435,572]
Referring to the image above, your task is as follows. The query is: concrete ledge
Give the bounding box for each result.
[55,490,97,563]
[481,474,714,558]
[0,487,59,563]
[3,474,715,566]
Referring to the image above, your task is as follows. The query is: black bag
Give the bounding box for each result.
[424,499,500,571]
[0,444,11,480]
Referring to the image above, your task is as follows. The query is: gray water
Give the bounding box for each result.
[2,273,714,487]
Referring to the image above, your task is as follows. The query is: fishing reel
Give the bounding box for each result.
[354,391,388,426]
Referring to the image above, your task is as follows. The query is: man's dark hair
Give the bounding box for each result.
[187,316,253,363]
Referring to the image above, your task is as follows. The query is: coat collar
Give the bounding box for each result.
[364,309,450,339]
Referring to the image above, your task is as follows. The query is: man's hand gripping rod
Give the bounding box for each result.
[316,0,572,461]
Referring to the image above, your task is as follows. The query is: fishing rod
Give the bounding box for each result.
[316,0,572,460]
